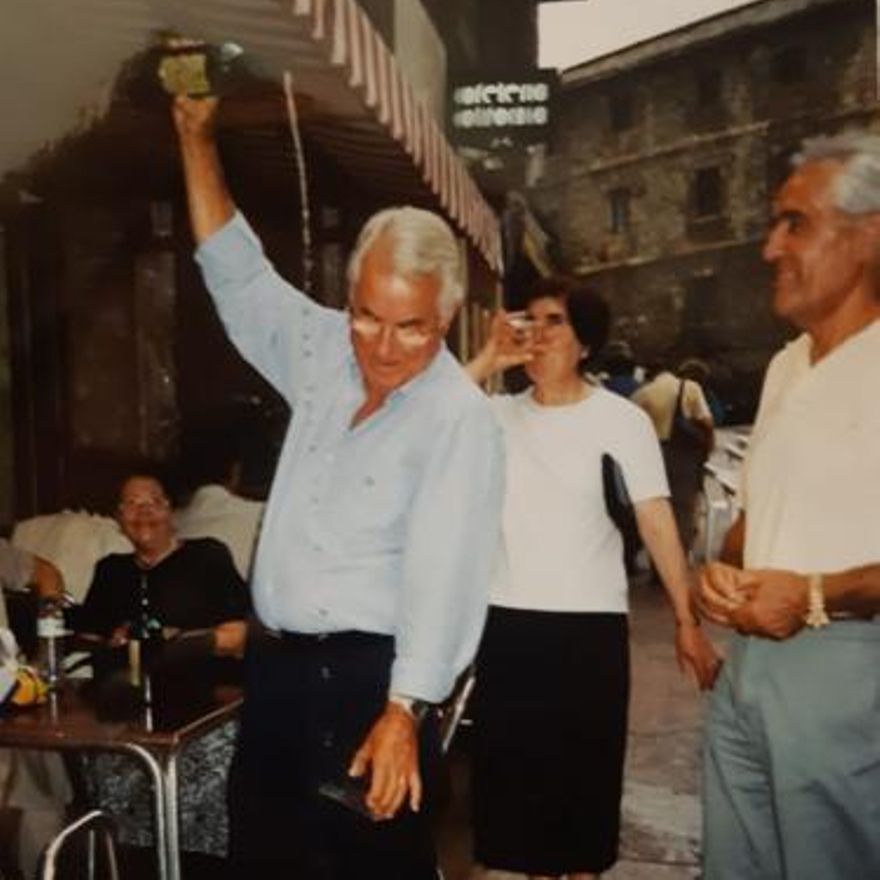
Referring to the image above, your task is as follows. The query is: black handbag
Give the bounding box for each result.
[601,453,639,543]
[669,381,711,460]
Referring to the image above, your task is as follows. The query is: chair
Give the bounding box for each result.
[438,666,476,755]
[39,810,119,880]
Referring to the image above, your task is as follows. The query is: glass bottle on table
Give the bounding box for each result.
[128,573,163,690]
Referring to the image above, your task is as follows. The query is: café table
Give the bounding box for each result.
[0,671,242,880]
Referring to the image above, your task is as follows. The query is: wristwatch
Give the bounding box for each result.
[389,694,432,724]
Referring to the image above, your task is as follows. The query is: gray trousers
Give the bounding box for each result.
[703,624,880,880]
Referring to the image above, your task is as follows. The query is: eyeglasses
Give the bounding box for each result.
[118,497,170,514]
[510,313,569,332]
[349,311,437,350]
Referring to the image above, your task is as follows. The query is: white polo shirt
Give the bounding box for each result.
[743,319,880,572]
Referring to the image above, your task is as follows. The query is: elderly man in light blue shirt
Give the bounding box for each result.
[173,95,503,878]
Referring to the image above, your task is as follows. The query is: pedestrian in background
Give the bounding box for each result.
[633,362,714,556]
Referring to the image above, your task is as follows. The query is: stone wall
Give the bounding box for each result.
[532,0,878,421]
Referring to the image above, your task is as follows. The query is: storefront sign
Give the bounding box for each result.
[449,71,555,147]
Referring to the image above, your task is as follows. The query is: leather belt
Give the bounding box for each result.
[264,628,393,647]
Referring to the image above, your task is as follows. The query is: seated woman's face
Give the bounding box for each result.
[117,476,174,554]
[524,296,584,387]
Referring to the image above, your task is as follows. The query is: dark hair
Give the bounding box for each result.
[523,276,611,358]
[118,462,177,507]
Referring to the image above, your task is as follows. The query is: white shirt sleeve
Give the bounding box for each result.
[608,399,670,502]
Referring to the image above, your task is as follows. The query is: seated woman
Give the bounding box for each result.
[466,278,720,880]
[75,469,249,862]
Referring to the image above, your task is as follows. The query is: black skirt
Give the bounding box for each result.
[472,606,630,876]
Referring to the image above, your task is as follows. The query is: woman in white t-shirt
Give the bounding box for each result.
[466,278,719,880]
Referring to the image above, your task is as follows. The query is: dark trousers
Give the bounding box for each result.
[227,629,439,879]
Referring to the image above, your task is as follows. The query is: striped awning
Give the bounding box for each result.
[149,0,502,271]
[291,0,502,271]
[3,0,501,272]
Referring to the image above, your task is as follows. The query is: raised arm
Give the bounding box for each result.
[465,311,536,384]
[172,95,235,244]
[173,94,344,405]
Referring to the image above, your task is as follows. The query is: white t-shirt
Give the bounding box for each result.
[743,320,880,572]
[490,387,669,613]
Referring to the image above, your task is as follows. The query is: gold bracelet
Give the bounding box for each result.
[804,573,830,629]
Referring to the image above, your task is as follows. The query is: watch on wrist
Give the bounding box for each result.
[389,694,432,723]
[804,573,830,629]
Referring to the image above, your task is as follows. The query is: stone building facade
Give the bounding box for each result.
[533,0,878,420]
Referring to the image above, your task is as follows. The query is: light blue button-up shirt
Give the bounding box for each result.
[195,213,504,702]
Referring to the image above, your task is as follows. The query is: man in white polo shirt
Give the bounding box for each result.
[698,132,880,879]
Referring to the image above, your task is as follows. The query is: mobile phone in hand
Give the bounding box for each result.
[318,777,375,820]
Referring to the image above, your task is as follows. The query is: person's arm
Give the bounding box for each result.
[348,404,505,819]
[174,96,343,406]
[464,311,535,384]
[72,557,123,642]
[824,564,880,615]
[684,381,715,453]
[718,563,880,640]
[720,513,745,566]
[172,95,235,244]
[203,539,250,658]
[29,556,64,603]
[634,498,721,689]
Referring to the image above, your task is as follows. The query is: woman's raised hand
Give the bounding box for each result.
[466,309,539,383]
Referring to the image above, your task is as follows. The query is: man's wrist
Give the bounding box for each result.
[388,693,432,724]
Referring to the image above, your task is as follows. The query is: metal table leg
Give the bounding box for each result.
[117,744,172,880]
[162,753,181,880]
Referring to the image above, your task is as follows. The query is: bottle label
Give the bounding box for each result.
[37,615,66,638]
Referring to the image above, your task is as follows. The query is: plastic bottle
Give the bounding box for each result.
[36,598,66,690]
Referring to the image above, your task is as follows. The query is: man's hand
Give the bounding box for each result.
[698,561,750,625]
[348,702,421,820]
[729,569,809,640]
[674,622,722,690]
[171,94,220,143]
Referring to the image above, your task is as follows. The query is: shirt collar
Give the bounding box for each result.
[344,342,450,404]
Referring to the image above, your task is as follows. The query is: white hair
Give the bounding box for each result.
[795,131,880,215]
[346,207,464,322]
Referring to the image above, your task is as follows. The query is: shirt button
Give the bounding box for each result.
[318,608,328,618]
[304,349,313,358]
[308,443,317,453]
[310,495,319,507]
[320,665,331,680]
[322,732,334,748]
